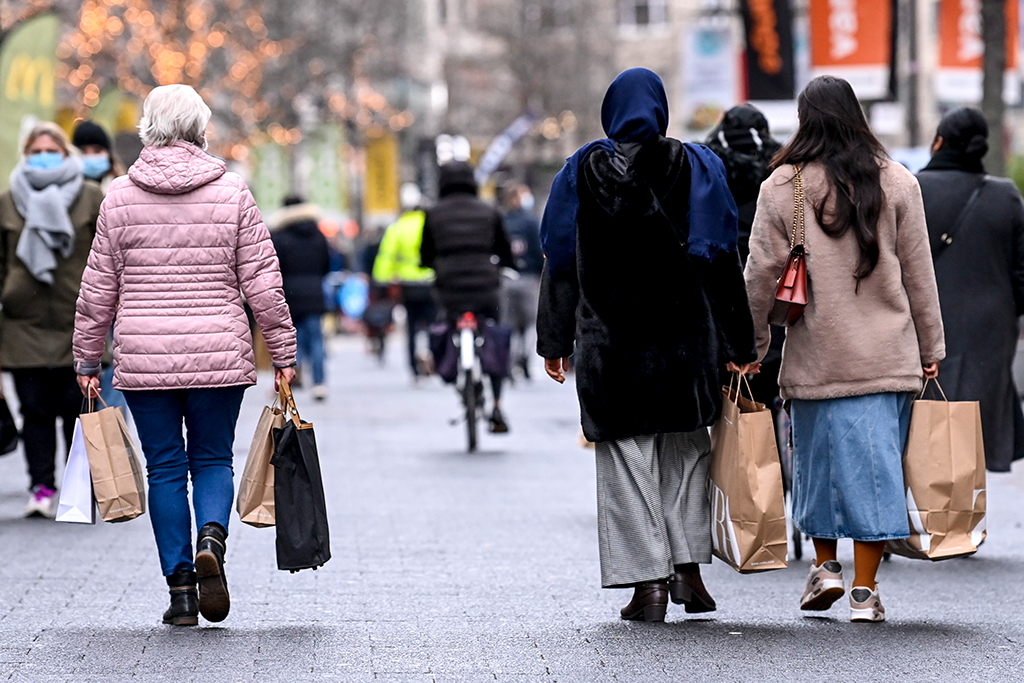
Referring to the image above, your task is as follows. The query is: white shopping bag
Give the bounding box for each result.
[56,418,95,524]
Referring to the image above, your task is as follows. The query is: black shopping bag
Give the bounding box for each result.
[480,322,512,378]
[428,323,458,383]
[0,396,18,455]
[271,380,331,572]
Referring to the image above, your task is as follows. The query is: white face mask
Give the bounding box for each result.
[520,192,535,212]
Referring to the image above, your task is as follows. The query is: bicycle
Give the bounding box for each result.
[454,312,485,452]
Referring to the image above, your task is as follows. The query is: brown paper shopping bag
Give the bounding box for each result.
[708,374,788,573]
[886,379,986,561]
[237,403,285,528]
[81,399,146,523]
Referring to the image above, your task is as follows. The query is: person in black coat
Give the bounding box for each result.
[270,196,332,399]
[917,108,1024,472]
[705,104,781,262]
[500,184,544,378]
[706,105,786,444]
[538,68,757,622]
[421,161,515,432]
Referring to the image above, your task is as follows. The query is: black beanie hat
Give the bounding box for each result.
[72,121,111,152]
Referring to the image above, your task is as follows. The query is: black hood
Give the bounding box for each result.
[438,162,478,198]
[707,104,776,156]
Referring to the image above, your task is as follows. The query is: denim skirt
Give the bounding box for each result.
[790,392,913,541]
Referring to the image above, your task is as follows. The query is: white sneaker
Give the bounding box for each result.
[25,485,57,518]
[849,586,885,622]
[311,385,328,401]
[800,560,845,611]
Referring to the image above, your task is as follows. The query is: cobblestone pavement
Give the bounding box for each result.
[1,333,1023,682]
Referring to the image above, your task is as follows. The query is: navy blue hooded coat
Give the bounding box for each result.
[536,69,757,442]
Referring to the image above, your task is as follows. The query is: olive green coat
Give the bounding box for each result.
[0,182,104,368]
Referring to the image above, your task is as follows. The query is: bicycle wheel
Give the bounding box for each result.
[463,369,478,452]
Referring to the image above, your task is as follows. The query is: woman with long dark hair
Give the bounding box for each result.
[744,76,945,622]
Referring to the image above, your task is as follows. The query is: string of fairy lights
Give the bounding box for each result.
[2,0,418,159]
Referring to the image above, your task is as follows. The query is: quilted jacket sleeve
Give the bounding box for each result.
[235,181,297,368]
[73,205,119,375]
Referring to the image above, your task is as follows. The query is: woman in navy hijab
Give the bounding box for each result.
[537,68,758,622]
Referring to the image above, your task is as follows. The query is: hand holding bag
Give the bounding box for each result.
[886,379,987,561]
[81,394,146,523]
[768,164,809,327]
[708,373,788,573]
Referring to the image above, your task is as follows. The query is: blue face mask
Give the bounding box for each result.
[82,154,111,180]
[26,152,65,171]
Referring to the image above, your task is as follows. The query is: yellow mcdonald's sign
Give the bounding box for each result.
[364,132,400,217]
[5,55,54,107]
[0,14,60,191]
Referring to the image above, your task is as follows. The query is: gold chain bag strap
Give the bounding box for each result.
[768,164,809,326]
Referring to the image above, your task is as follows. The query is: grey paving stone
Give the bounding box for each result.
[0,335,1023,682]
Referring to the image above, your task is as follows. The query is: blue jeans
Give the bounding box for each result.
[295,314,325,386]
[99,366,128,413]
[124,385,246,576]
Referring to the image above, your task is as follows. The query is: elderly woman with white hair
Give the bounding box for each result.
[73,85,297,626]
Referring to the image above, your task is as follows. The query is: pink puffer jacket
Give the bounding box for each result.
[73,141,296,390]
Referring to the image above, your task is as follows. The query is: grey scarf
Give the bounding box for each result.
[9,157,84,284]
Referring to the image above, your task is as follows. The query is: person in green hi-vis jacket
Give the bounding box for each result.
[373,188,436,379]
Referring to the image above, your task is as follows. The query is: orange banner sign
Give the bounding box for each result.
[809,0,893,99]
[936,0,1019,102]
[939,0,1017,69]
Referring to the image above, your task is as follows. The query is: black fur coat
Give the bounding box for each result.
[537,137,757,442]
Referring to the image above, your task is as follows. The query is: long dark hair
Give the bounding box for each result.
[774,76,888,281]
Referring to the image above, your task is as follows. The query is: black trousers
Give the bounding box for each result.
[11,367,81,490]
[401,284,438,377]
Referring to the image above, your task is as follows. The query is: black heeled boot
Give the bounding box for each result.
[670,563,717,613]
[162,568,198,626]
[195,522,230,622]
[620,581,669,622]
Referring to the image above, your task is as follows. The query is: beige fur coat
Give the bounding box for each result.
[744,160,945,400]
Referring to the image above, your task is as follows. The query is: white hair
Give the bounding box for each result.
[138,84,212,147]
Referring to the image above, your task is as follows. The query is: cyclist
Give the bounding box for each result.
[421,161,515,433]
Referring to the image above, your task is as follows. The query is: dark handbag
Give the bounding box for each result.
[768,165,808,327]
[0,395,18,455]
[428,322,458,383]
[480,322,512,378]
[271,380,331,572]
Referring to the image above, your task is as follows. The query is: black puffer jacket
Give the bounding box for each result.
[421,162,513,318]
[270,204,331,321]
[537,138,757,442]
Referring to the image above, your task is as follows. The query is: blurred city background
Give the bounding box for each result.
[0,0,1021,242]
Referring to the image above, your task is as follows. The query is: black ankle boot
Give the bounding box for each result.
[195,522,230,623]
[162,569,198,626]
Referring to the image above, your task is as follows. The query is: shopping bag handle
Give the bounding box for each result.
[278,377,302,428]
[726,371,756,406]
[919,377,948,401]
[80,384,111,414]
